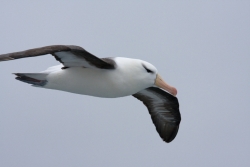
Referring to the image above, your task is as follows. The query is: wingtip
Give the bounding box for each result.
[13,73,21,76]
[162,125,180,143]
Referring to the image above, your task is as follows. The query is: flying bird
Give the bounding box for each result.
[0,45,181,143]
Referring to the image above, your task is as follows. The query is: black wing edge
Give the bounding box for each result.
[0,45,115,69]
[133,87,181,143]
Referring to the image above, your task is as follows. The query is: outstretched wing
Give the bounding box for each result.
[133,87,181,143]
[0,45,115,69]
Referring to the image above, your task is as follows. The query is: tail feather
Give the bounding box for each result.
[14,73,48,86]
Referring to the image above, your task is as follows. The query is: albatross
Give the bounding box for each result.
[0,45,181,143]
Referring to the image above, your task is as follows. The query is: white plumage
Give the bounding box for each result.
[42,57,156,97]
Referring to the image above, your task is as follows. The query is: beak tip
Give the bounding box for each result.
[173,88,177,96]
[172,87,178,96]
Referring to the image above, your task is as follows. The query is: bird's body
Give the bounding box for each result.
[0,45,181,143]
[46,65,125,97]
[33,57,156,98]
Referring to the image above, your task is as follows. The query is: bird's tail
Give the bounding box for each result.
[14,73,48,86]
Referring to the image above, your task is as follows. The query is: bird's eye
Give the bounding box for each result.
[142,64,153,73]
[145,68,153,73]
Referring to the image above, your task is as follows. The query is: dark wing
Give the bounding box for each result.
[0,45,115,69]
[133,87,181,143]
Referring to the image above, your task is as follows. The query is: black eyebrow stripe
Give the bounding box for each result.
[142,64,153,73]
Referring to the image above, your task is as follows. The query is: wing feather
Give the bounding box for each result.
[133,87,181,143]
[0,45,115,69]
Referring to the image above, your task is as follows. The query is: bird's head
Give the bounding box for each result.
[116,57,177,96]
[140,60,177,96]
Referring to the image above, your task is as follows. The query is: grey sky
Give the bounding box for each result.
[0,1,250,167]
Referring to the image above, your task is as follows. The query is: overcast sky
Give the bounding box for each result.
[0,1,250,167]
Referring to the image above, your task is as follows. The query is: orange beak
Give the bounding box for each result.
[155,74,177,96]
